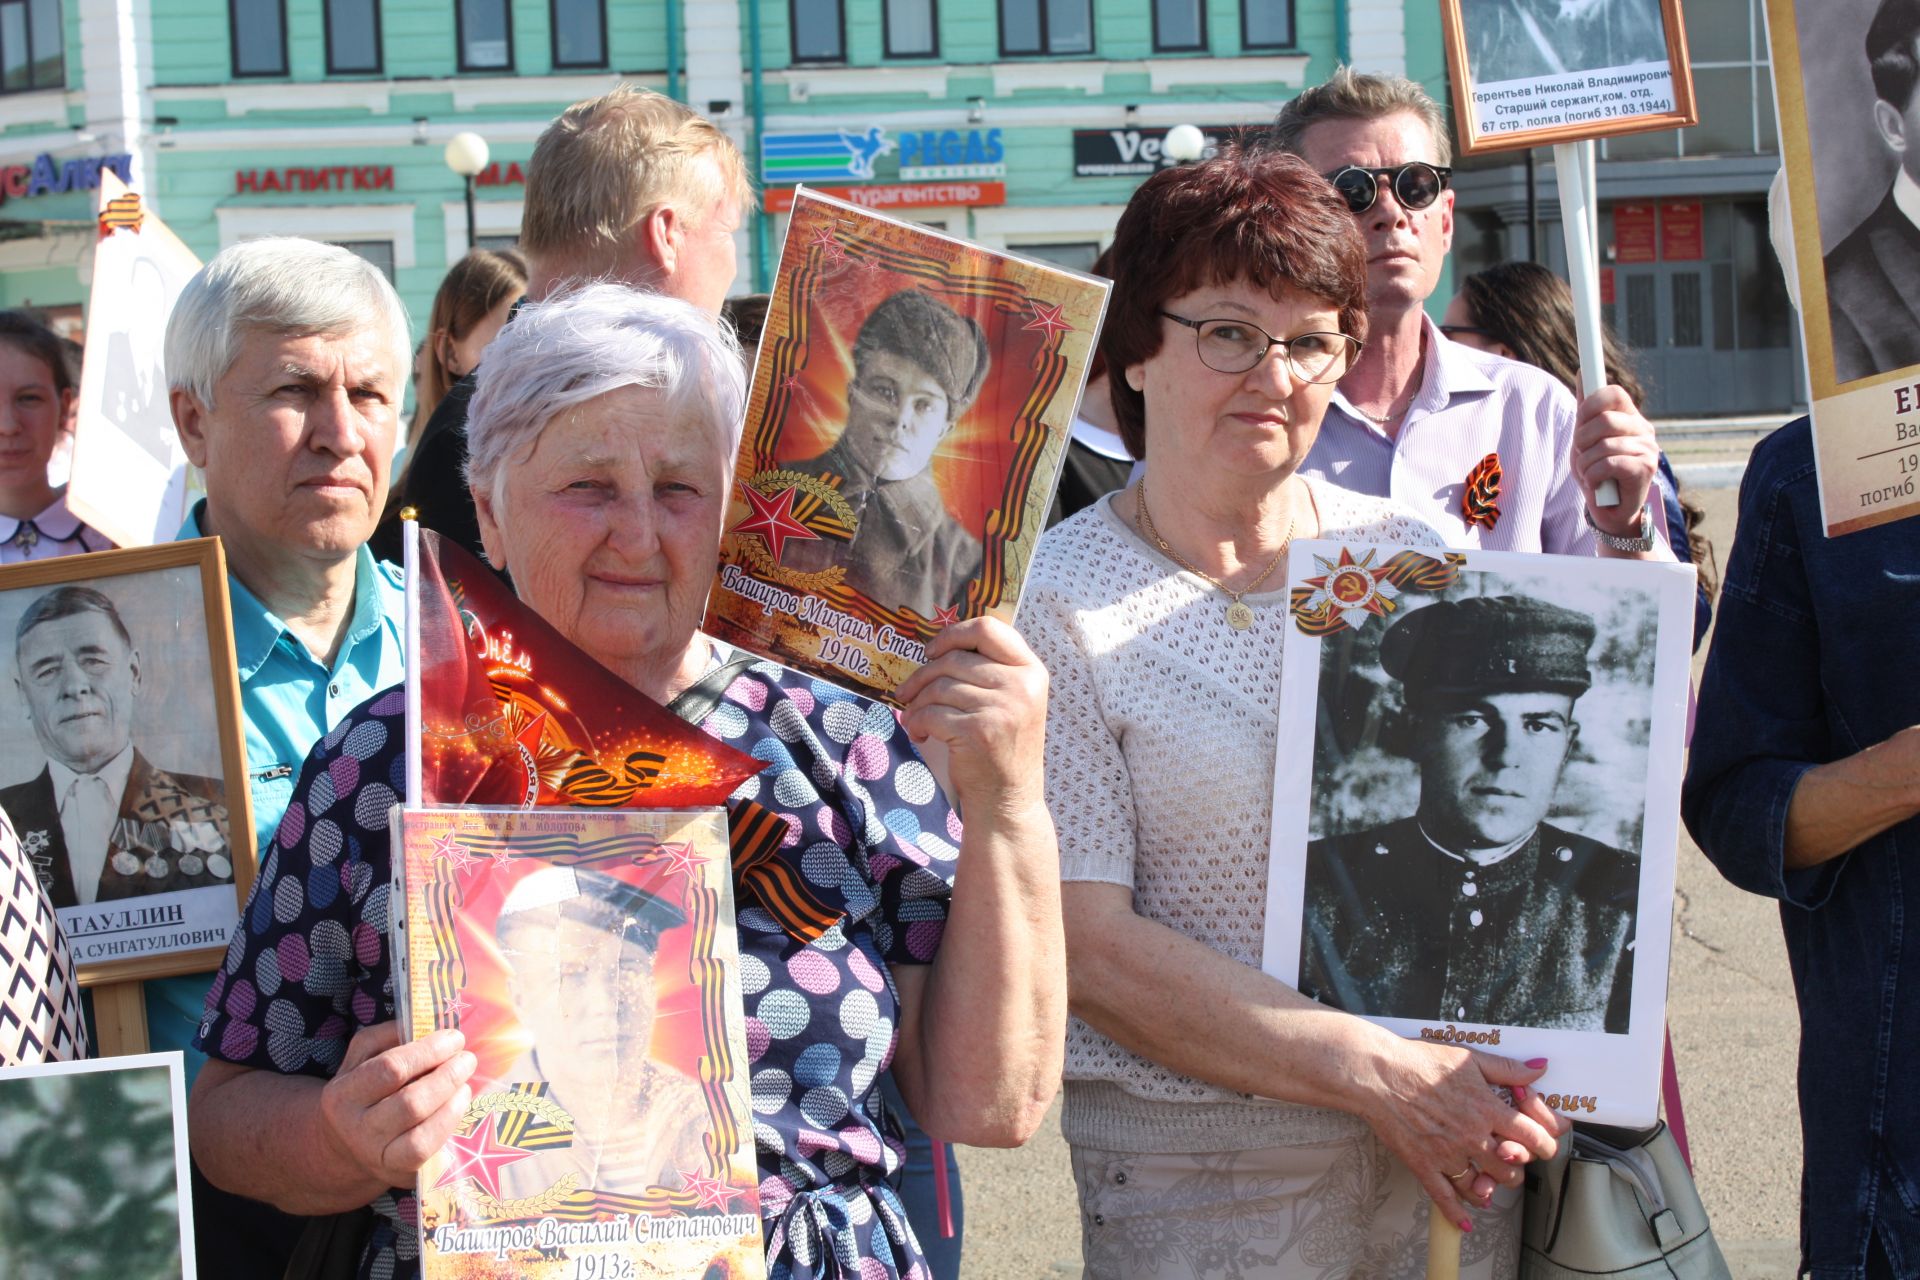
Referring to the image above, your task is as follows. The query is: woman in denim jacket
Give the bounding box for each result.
[1681,415,1920,1279]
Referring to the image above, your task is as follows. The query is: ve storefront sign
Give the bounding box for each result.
[1071,126,1234,177]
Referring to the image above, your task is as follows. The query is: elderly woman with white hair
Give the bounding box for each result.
[187,284,1065,1280]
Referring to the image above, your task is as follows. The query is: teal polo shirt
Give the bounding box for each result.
[144,503,406,1079]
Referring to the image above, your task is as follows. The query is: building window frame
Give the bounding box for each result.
[1152,0,1206,53]
[455,0,515,73]
[323,0,383,76]
[789,0,846,63]
[549,0,607,69]
[883,0,939,58]
[1239,0,1295,51]
[229,0,289,78]
[999,0,1093,57]
[0,0,62,94]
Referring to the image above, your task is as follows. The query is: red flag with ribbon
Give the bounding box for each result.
[407,527,764,809]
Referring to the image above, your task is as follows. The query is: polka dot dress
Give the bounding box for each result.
[194,658,959,1280]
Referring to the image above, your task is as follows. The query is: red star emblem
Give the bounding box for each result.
[678,1169,744,1210]
[443,990,474,1021]
[430,832,477,872]
[655,841,710,879]
[1023,300,1074,344]
[808,226,846,262]
[487,844,514,871]
[930,604,960,628]
[434,1115,536,1201]
[731,483,820,563]
[512,709,548,755]
[779,372,803,394]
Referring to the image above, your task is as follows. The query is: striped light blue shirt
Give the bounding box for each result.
[1301,317,1600,555]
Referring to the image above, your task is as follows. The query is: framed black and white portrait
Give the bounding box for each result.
[1261,542,1697,1126]
[1767,0,1920,535]
[1441,0,1698,154]
[0,540,254,984]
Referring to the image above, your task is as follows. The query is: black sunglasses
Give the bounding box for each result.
[1325,162,1453,214]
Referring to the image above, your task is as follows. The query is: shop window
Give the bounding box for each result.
[1154,0,1204,52]
[551,0,605,68]
[1015,241,1100,272]
[791,0,843,62]
[458,0,512,71]
[885,0,937,58]
[0,0,58,92]
[331,240,396,283]
[230,0,287,78]
[1241,0,1293,50]
[325,0,381,75]
[1000,0,1092,56]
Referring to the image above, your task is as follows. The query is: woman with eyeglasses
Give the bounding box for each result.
[1015,146,1569,1278]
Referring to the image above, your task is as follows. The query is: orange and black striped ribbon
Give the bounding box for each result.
[98,193,143,236]
[1461,452,1503,531]
[728,799,839,943]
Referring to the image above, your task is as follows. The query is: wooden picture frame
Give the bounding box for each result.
[0,539,254,985]
[1439,0,1698,155]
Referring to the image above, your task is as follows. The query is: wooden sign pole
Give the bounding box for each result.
[92,980,151,1057]
[1427,1210,1463,1279]
[1553,137,1622,508]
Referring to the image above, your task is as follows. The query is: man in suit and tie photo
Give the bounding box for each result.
[0,585,231,909]
[1824,0,1920,383]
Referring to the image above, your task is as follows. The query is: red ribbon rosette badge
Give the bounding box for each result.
[1461,452,1502,531]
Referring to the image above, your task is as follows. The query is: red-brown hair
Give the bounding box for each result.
[1103,144,1368,458]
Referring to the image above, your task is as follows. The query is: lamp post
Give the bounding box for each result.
[1162,124,1207,165]
[444,131,490,252]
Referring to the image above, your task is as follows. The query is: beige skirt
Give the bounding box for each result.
[1070,1133,1521,1280]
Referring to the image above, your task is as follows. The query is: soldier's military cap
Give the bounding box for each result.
[854,289,992,413]
[1380,594,1596,703]
[496,865,686,947]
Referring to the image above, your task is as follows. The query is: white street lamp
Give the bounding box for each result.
[1163,124,1207,165]
[444,131,491,251]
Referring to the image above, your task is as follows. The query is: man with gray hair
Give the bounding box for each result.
[781,289,991,619]
[1271,69,1669,561]
[389,87,750,561]
[159,236,418,1279]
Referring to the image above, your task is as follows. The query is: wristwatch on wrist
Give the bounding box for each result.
[1582,500,1655,553]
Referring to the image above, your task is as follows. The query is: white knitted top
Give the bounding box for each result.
[1016,478,1444,1153]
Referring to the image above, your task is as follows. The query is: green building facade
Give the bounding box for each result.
[0,0,1446,334]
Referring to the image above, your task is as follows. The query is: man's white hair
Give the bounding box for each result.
[164,237,411,406]
[464,282,746,510]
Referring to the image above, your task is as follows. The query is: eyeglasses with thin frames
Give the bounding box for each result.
[1160,312,1362,383]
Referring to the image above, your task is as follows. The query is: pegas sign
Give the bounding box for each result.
[898,128,1006,180]
[1071,126,1236,177]
[0,152,132,206]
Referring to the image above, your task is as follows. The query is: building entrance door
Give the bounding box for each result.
[1614,263,1719,415]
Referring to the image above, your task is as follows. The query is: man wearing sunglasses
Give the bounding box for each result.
[1270,70,1669,561]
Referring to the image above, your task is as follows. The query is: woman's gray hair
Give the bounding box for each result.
[164,237,411,406]
[464,283,746,507]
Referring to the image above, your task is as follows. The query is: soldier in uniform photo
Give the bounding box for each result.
[492,865,708,1201]
[0,586,230,909]
[1823,0,1920,383]
[1461,0,1668,82]
[1300,594,1639,1033]
[781,289,990,619]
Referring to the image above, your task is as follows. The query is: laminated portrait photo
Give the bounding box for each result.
[0,1051,196,1279]
[703,187,1110,703]
[0,540,253,985]
[395,807,764,1279]
[1766,0,1920,534]
[1261,542,1697,1125]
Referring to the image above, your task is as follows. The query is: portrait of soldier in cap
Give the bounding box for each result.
[491,865,708,1200]
[0,584,232,910]
[781,289,991,619]
[1299,594,1639,1033]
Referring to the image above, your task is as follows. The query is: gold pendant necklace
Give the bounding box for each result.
[1136,481,1294,631]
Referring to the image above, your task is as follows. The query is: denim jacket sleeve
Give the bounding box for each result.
[1681,422,1842,911]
